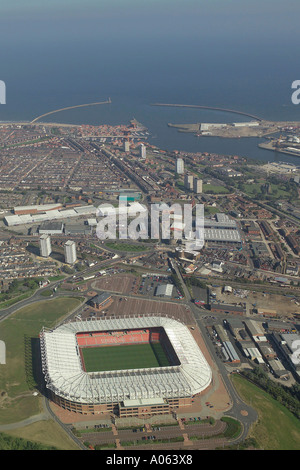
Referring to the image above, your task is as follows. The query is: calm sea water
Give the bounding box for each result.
[1,1,300,164]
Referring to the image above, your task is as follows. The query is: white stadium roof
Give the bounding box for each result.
[40,315,212,404]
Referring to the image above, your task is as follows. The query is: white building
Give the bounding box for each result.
[40,315,212,406]
[232,121,259,127]
[176,158,184,175]
[155,284,174,297]
[39,234,52,257]
[139,143,146,159]
[124,140,130,152]
[184,174,193,190]
[64,240,77,265]
[193,178,203,194]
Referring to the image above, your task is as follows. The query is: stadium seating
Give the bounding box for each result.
[76,328,166,348]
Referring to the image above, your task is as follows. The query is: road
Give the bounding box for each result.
[169,259,258,442]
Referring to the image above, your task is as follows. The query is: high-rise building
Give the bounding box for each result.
[184,174,193,190]
[124,140,130,152]
[140,143,146,159]
[64,240,77,265]
[39,234,52,257]
[193,178,203,194]
[176,158,184,174]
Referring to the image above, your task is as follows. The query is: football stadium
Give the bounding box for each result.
[40,315,212,417]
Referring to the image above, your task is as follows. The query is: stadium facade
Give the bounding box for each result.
[40,315,212,417]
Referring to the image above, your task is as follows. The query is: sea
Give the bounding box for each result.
[1,1,300,165]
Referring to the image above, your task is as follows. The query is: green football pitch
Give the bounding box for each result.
[81,342,172,372]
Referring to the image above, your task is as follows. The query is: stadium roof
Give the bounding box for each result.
[40,315,212,404]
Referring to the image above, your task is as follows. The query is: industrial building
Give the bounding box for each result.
[209,303,245,316]
[243,347,264,363]
[13,203,62,215]
[39,222,64,235]
[192,213,243,250]
[268,359,289,379]
[272,332,300,375]
[244,320,265,340]
[221,341,240,363]
[226,318,245,337]
[4,205,98,226]
[165,212,242,251]
[203,228,242,248]
[175,246,201,262]
[90,293,113,310]
[64,224,92,236]
[155,284,174,297]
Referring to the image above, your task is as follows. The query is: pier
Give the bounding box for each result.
[150,102,263,122]
[31,98,111,124]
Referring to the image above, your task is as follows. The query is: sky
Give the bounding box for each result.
[1,0,299,34]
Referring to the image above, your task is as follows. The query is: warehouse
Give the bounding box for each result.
[13,203,62,215]
[204,228,242,249]
[64,223,92,235]
[90,293,114,310]
[210,303,245,316]
[155,284,174,298]
[222,341,240,363]
[39,222,64,235]
[4,205,97,226]
[204,213,238,230]
[226,318,244,337]
[244,347,264,363]
[214,324,228,343]
[244,320,265,339]
[268,359,289,379]
[258,344,277,360]
[272,332,300,373]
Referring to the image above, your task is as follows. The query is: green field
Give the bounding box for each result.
[81,342,171,372]
[231,374,300,450]
[104,241,150,252]
[0,297,83,425]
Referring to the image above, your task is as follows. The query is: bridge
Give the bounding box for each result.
[150,102,263,122]
[31,98,111,124]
